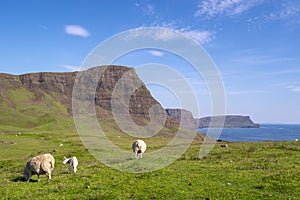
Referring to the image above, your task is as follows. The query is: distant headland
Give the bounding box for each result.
[165,108,260,129]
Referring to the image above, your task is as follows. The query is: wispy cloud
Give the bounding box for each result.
[272,82,300,93]
[144,4,155,16]
[65,25,90,37]
[284,84,300,92]
[264,1,300,28]
[229,49,294,66]
[135,2,156,17]
[232,55,294,65]
[61,65,81,71]
[272,69,300,74]
[194,0,264,18]
[265,1,300,20]
[127,26,214,45]
[180,29,213,44]
[227,90,267,95]
[148,50,164,57]
[135,2,214,44]
[291,87,300,92]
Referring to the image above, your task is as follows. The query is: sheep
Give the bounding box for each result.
[132,139,147,159]
[23,153,55,182]
[63,156,78,174]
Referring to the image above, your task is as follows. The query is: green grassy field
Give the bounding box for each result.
[0,130,300,200]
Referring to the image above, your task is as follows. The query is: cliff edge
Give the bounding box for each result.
[198,115,260,128]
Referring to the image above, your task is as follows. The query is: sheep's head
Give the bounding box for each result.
[63,157,69,164]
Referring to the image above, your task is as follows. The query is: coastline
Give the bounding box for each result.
[198,124,300,142]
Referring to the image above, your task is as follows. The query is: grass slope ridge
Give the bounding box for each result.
[0,77,73,130]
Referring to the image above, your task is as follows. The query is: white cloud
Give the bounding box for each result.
[148,50,164,57]
[65,25,90,37]
[195,0,264,18]
[62,65,81,71]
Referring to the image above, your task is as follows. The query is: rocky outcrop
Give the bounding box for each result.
[165,108,198,129]
[198,115,260,128]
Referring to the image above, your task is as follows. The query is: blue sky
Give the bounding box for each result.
[0,0,300,124]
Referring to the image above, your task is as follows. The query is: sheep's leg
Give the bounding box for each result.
[140,153,143,158]
[74,167,77,174]
[26,172,32,182]
[47,171,51,181]
[68,166,72,173]
[37,174,40,182]
[135,152,138,159]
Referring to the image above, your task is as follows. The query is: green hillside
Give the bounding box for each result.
[0,87,73,131]
[0,130,299,199]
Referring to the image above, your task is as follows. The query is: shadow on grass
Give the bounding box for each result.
[12,176,38,182]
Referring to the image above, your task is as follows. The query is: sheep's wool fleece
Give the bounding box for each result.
[25,154,55,174]
[132,140,147,153]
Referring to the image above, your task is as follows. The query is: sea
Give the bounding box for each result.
[197,124,300,142]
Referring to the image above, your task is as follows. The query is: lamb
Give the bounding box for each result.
[23,153,55,182]
[132,139,147,159]
[63,156,78,174]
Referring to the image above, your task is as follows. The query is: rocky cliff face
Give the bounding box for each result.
[165,108,198,129]
[0,65,178,129]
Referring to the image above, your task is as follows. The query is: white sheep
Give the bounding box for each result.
[132,140,147,159]
[23,153,55,182]
[63,156,78,174]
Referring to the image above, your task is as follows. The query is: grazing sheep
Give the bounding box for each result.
[63,156,78,174]
[132,140,147,159]
[23,153,55,182]
[220,144,228,148]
